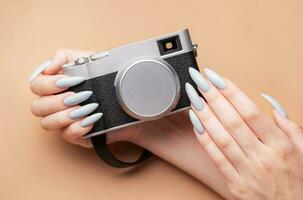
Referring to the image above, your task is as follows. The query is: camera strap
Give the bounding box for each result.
[91,133,153,168]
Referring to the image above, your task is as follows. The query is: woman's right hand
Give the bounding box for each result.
[187,68,303,200]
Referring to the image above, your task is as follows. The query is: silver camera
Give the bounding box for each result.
[62,29,199,138]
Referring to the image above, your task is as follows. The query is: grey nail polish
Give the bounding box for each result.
[261,94,288,118]
[64,91,93,106]
[29,59,52,82]
[185,83,204,111]
[69,103,99,120]
[189,67,210,92]
[204,68,226,89]
[80,113,103,127]
[189,110,204,134]
[55,76,86,89]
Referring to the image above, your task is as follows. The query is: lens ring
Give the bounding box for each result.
[115,58,180,121]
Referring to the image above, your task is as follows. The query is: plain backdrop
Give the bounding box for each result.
[0,0,302,199]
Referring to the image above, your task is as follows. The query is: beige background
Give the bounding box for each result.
[0,0,302,199]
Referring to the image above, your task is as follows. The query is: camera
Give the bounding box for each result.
[62,29,200,139]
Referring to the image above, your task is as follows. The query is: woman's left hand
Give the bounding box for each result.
[186,67,303,200]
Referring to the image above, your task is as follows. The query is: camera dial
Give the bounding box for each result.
[115,58,180,121]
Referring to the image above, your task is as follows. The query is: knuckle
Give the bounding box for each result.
[30,79,40,95]
[47,96,61,111]
[256,153,275,173]
[283,144,294,157]
[200,135,212,147]
[40,118,50,131]
[62,127,79,144]
[206,90,220,103]
[54,114,67,126]
[278,141,294,158]
[200,109,212,122]
[31,77,50,95]
[62,132,75,144]
[218,137,232,150]
[225,117,244,132]
[228,183,249,200]
[213,154,228,167]
[242,106,262,123]
[31,99,41,116]
[224,85,238,100]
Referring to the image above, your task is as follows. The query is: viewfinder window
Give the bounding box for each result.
[157,35,182,56]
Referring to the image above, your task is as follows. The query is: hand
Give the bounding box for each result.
[186,67,303,200]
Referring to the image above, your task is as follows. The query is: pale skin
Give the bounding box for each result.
[30,49,303,200]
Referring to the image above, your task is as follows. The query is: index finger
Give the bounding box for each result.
[43,49,94,75]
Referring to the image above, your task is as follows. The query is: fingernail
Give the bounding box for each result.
[189,110,204,134]
[64,91,93,106]
[80,113,103,127]
[261,94,288,118]
[55,76,86,89]
[204,68,226,89]
[185,83,204,111]
[69,103,99,120]
[29,59,52,82]
[189,67,210,92]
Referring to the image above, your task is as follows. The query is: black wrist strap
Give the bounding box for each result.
[91,134,153,168]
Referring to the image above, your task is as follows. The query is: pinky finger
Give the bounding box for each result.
[61,113,103,148]
[261,94,303,152]
[189,110,239,182]
[273,111,303,152]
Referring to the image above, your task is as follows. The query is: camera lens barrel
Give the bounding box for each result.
[115,58,180,121]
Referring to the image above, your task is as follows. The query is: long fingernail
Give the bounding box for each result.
[261,94,288,118]
[69,103,99,120]
[80,113,103,127]
[189,67,210,92]
[29,59,53,82]
[55,76,86,89]
[189,110,204,134]
[64,91,93,106]
[204,68,226,89]
[185,83,204,111]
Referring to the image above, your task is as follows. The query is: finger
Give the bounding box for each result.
[31,92,73,117]
[40,107,78,130]
[189,110,239,182]
[44,49,94,75]
[61,113,102,148]
[30,74,86,96]
[273,111,303,153]
[31,90,93,117]
[186,84,247,170]
[189,68,261,155]
[203,68,288,147]
[29,50,94,83]
[28,60,53,82]
[40,103,99,130]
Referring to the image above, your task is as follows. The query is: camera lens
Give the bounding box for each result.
[116,58,180,121]
[157,35,182,56]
